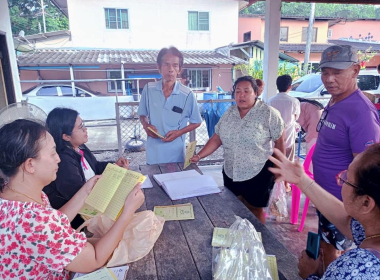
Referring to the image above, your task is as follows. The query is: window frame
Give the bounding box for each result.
[106,69,137,93]
[327,29,333,39]
[302,27,318,42]
[280,26,289,42]
[243,31,251,42]
[186,68,212,90]
[104,8,129,30]
[188,11,210,31]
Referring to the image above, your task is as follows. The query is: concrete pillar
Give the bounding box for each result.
[262,0,282,102]
[121,63,126,96]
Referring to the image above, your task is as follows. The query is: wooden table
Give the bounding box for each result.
[127,163,300,280]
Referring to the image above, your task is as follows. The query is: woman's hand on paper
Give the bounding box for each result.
[115,157,129,169]
[268,148,306,186]
[123,183,145,214]
[82,175,102,195]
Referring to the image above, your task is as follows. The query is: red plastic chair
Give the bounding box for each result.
[290,144,316,232]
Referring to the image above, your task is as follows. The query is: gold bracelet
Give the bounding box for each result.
[304,180,314,193]
[196,154,201,161]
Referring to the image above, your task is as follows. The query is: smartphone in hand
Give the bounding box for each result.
[306,231,320,259]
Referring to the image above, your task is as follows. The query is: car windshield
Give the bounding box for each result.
[291,75,323,93]
[357,75,380,91]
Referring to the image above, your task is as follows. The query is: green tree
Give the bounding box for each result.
[8,0,69,35]
[241,2,380,19]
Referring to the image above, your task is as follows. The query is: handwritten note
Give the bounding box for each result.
[148,127,164,139]
[154,203,195,221]
[267,255,279,280]
[184,141,197,169]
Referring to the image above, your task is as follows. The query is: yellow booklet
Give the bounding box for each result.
[184,141,197,169]
[84,164,146,221]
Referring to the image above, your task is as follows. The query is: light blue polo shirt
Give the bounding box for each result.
[137,80,202,164]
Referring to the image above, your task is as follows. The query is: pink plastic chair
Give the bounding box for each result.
[290,144,316,232]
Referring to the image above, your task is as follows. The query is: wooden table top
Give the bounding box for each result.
[127,163,300,280]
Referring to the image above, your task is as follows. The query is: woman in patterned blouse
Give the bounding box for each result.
[0,119,144,279]
[268,144,380,279]
[191,76,285,223]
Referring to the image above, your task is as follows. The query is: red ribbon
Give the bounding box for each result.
[78,149,88,170]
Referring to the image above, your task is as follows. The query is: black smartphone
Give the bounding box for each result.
[306,232,320,260]
[172,106,183,113]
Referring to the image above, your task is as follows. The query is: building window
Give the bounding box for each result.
[302,27,317,42]
[187,69,211,89]
[188,11,209,31]
[105,8,129,29]
[328,29,333,38]
[243,31,251,42]
[280,27,288,42]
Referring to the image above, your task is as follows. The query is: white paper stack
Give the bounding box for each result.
[153,170,201,186]
[161,174,220,200]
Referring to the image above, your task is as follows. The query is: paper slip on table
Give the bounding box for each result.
[127,163,300,280]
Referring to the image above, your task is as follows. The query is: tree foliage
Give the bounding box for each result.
[8,0,69,35]
[241,2,380,19]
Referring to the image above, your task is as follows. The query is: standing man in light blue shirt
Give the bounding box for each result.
[138,47,202,164]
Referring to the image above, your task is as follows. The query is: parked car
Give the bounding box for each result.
[289,70,380,104]
[22,84,134,120]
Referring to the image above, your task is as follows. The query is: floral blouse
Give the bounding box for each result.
[306,219,380,280]
[0,192,87,279]
[215,101,284,181]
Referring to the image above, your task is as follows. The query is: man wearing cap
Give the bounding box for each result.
[311,45,380,267]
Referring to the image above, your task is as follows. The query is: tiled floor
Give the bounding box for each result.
[199,165,318,258]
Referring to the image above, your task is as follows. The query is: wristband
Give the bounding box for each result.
[196,154,201,161]
[304,180,314,193]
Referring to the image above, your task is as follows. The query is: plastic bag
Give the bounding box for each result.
[78,210,165,267]
[212,216,273,280]
[267,181,289,222]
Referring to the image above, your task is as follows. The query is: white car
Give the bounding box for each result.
[22,85,135,120]
[290,70,380,103]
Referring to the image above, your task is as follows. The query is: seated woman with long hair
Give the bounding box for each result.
[44,108,129,228]
[268,144,380,279]
[0,119,144,279]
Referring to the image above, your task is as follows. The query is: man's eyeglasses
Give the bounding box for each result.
[336,170,359,190]
[316,110,328,132]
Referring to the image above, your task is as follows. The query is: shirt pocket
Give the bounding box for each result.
[242,122,270,143]
[163,107,183,128]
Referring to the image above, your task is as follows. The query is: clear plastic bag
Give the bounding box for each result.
[212,216,273,280]
[267,181,289,222]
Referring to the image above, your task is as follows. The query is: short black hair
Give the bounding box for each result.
[0,120,47,191]
[354,143,380,208]
[46,108,79,153]
[157,46,184,69]
[276,74,293,92]
[232,76,258,98]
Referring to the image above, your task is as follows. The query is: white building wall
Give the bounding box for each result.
[0,0,22,101]
[67,0,239,50]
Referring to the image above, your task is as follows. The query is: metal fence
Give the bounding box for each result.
[115,99,234,166]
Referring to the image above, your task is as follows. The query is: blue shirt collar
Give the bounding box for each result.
[155,79,180,95]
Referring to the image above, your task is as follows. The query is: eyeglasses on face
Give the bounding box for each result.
[336,170,359,190]
[73,122,86,133]
[316,109,328,132]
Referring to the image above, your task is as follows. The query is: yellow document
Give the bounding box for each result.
[154,203,195,221]
[266,255,279,280]
[85,164,146,221]
[184,140,197,169]
[211,227,262,247]
[73,267,117,280]
[148,127,165,139]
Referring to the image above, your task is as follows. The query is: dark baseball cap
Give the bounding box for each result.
[319,45,358,70]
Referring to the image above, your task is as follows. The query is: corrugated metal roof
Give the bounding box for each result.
[279,43,333,53]
[18,49,247,66]
[328,39,380,51]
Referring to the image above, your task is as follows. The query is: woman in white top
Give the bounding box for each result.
[191,76,285,223]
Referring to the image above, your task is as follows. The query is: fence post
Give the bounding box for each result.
[115,102,123,157]
[189,130,196,142]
